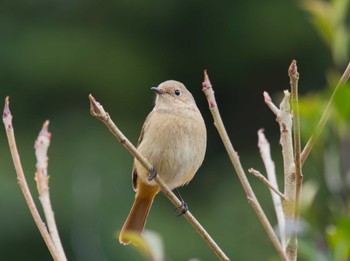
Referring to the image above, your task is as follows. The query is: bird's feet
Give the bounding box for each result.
[174,201,188,217]
[173,188,189,216]
[148,165,157,181]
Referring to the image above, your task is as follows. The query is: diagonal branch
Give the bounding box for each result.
[202,71,288,261]
[301,61,350,165]
[248,168,285,200]
[89,94,230,261]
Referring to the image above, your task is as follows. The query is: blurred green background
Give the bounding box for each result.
[1,0,349,260]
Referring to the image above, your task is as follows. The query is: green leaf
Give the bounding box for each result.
[326,218,350,261]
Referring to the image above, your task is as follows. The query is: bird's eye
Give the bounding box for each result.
[175,89,181,96]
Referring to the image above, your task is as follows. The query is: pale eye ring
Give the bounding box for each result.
[175,89,181,96]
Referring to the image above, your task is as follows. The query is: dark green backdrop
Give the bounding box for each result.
[0,0,339,260]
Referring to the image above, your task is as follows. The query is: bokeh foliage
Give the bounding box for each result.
[298,0,350,260]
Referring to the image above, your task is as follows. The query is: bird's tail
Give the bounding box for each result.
[119,184,159,245]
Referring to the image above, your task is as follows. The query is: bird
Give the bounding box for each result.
[119,80,207,245]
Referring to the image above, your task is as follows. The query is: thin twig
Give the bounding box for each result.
[202,71,288,261]
[35,121,67,261]
[248,168,285,200]
[257,129,286,249]
[289,61,303,218]
[2,97,60,261]
[301,61,350,165]
[89,94,230,261]
[288,60,302,261]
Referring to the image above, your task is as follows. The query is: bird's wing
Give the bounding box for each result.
[132,111,154,191]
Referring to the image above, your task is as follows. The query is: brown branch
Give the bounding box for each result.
[89,94,230,261]
[2,97,60,260]
[202,71,288,261]
[301,61,350,165]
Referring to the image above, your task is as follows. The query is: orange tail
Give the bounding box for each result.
[119,184,159,245]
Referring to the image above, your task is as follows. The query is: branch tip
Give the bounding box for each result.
[288,59,298,77]
[3,96,13,129]
[257,128,268,145]
[264,91,280,115]
[263,91,271,103]
[258,128,265,134]
[248,168,259,177]
[35,121,51,171]
[202,69,212,90]
[39,120,51,140]
[89,94,103,117]
[202,70,217,109]
[43,120,50,128]
[3,96,10,117]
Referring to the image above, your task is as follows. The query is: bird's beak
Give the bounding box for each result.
[151,87,166,94]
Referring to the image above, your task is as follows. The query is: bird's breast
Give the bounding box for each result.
[136,109,206,189]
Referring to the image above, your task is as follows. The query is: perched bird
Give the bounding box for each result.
[119,80,207,245]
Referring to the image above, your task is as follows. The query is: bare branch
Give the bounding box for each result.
[265,88,296,258]
[202,71,288,261]
[35,121,67,261]
[301,61,350,164]
[89,94,230,261]
[2,97,60,260]
[248,168,285,200]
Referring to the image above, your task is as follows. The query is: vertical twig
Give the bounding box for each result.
[202,71,289,261]
[301,61,350,165]
[289,60,302,261]
[256,129,286,249]
[2,97,60,261]
[89,95,231,261]
[289,61,303,217]
[35,121,67,261]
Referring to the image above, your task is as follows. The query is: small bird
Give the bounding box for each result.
[119,80,207,245]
